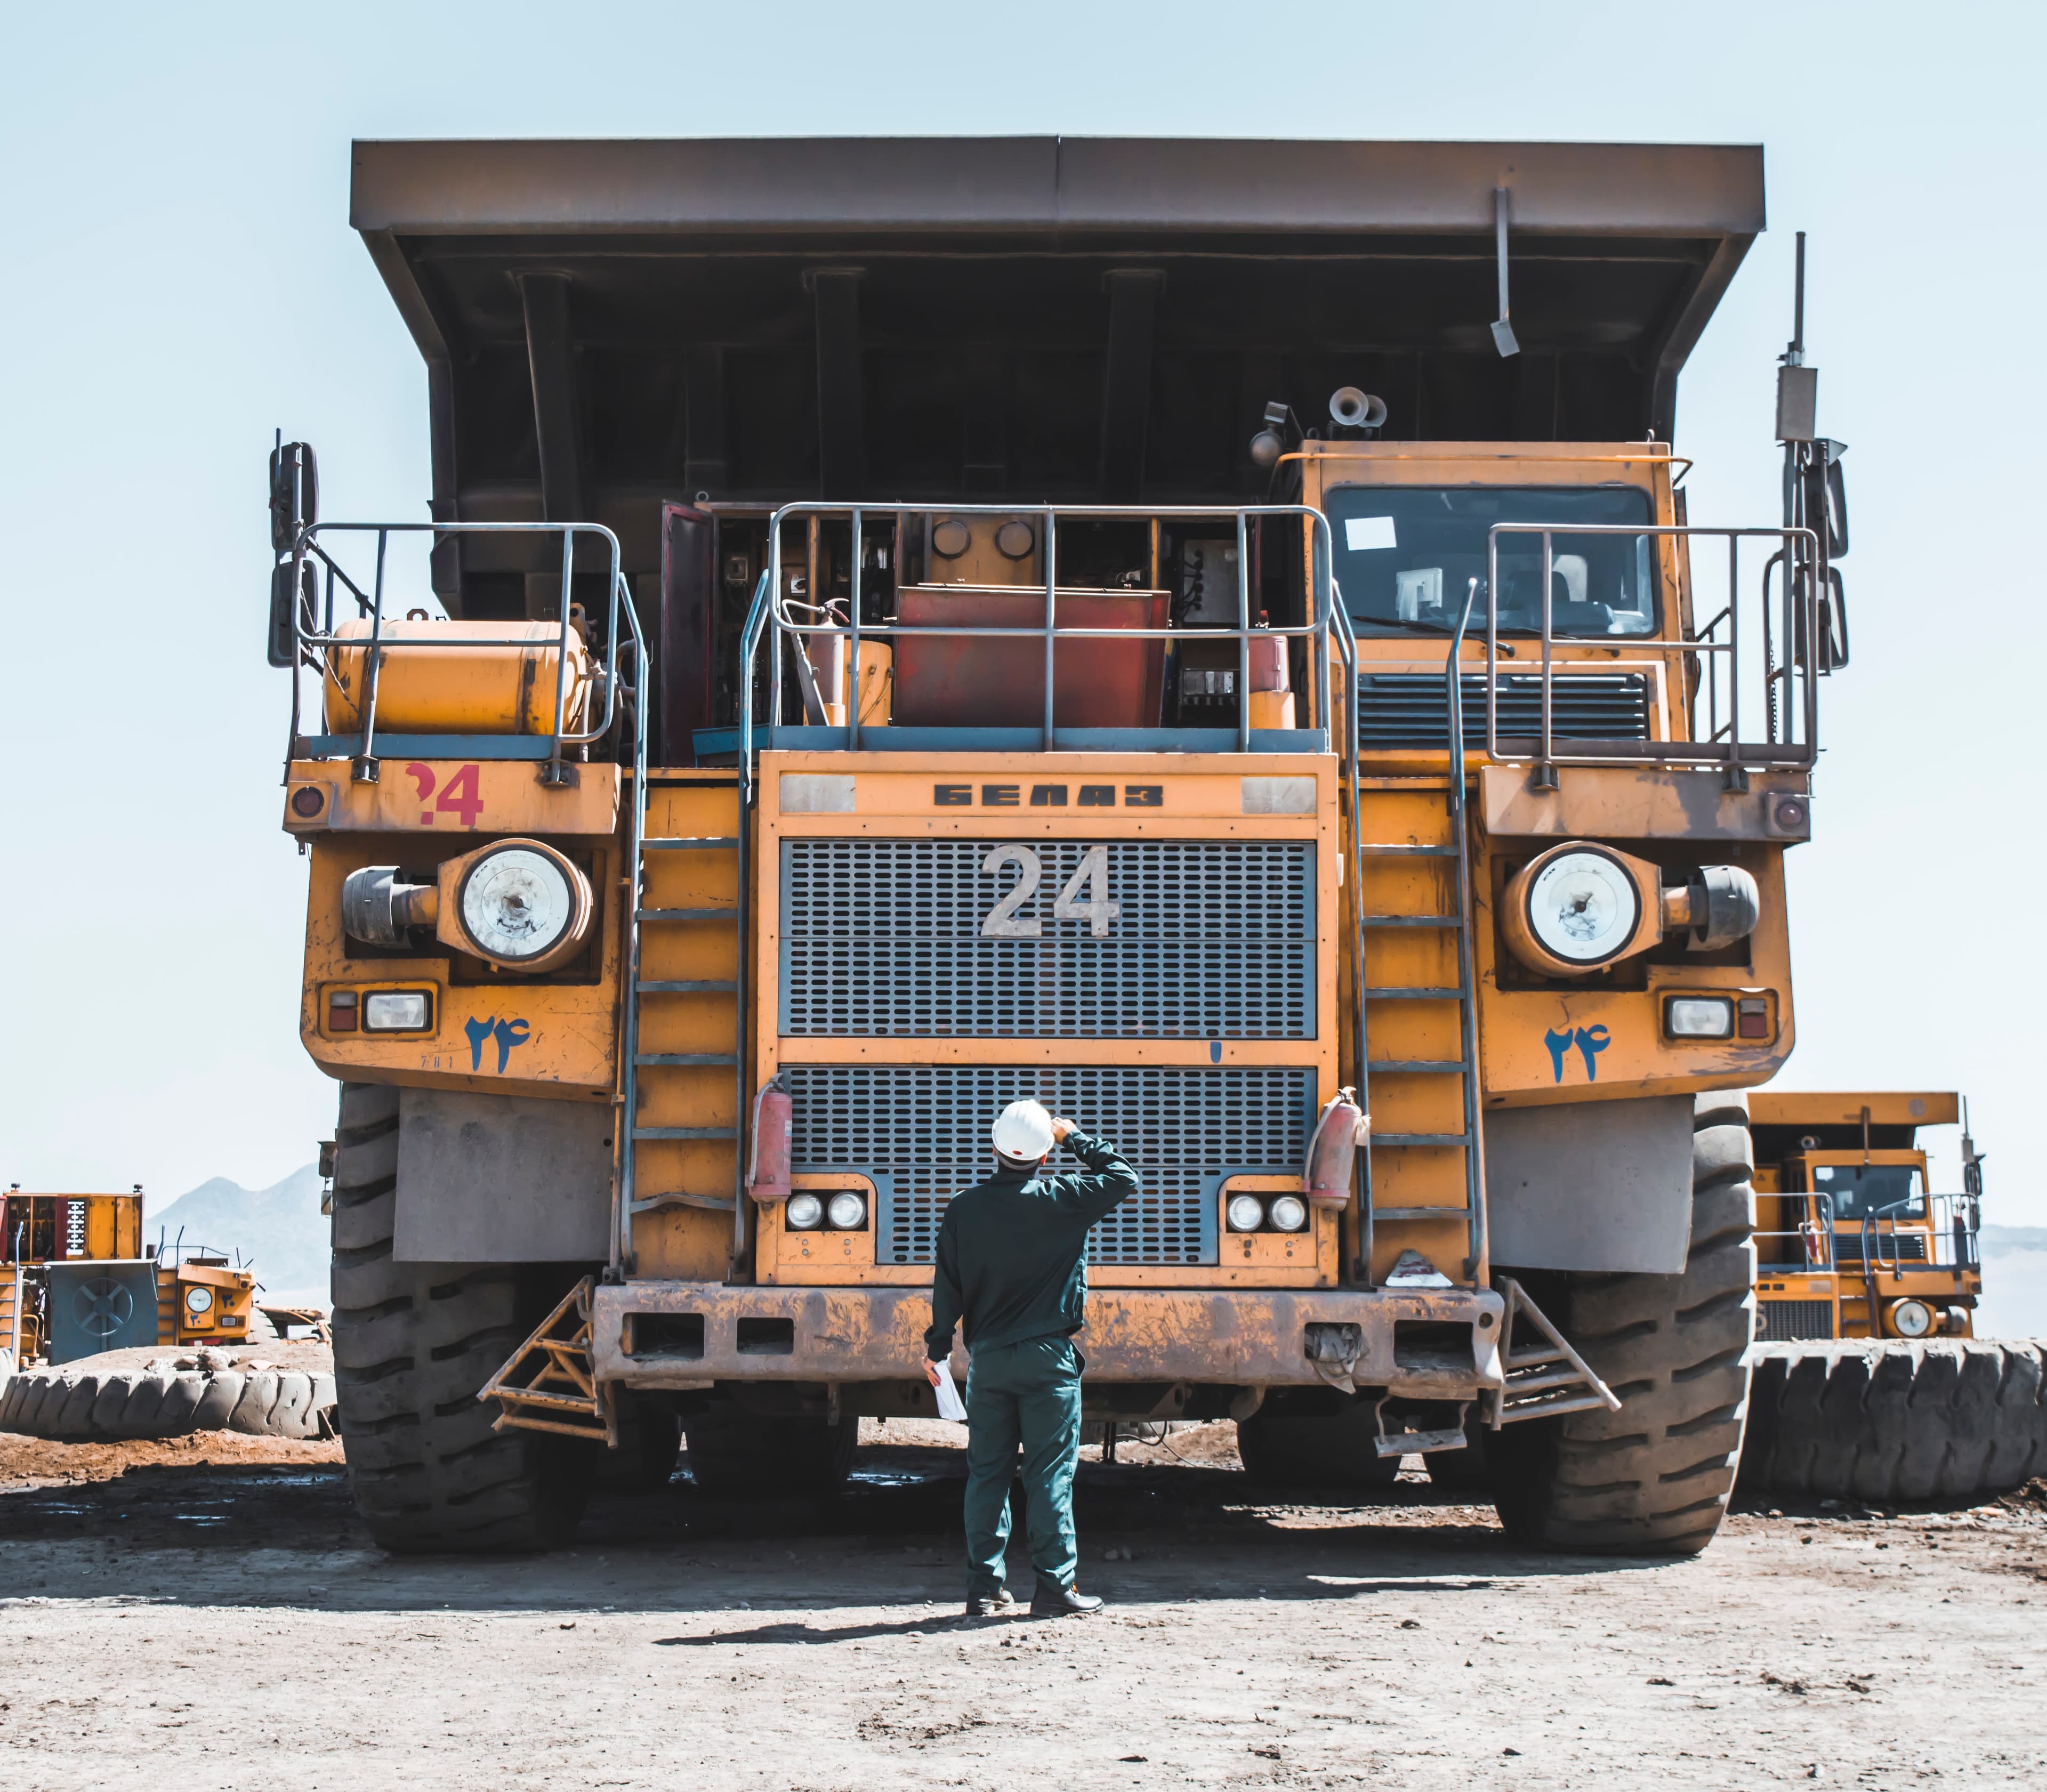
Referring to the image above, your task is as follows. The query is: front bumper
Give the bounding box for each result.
[591,1281,1505,1397]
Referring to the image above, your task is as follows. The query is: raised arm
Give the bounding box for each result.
[1050,1118,1139,1225]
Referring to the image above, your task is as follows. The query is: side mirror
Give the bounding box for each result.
[269,440,318,555]
[268,556,317,669]
[1819,566,1849,671]
[1823,456,1849,559]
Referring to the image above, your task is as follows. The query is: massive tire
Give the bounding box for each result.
[0,1363,334,1440]
[1235,1389,1402,1493]
[329,1082,596,1552]
[1739,1339,2047,1502]
[682,1410,858,1498]
[1486,1091,1756,1555]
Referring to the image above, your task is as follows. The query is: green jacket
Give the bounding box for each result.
[923,1131,1139,1361]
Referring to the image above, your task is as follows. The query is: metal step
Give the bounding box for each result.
[1364,986,1464,1000]
[1372,1133,1472,1149]
[630,1190,738,1214]
[1363,914,1458,927]
[633,1053,738,1068]
[635,980,737,994]
[643,837,739,850]
[1367,1059,1469,1074]
[1373,1204,1472,1220]
[636,907,738,922]
[631,1126,738,1141]
[1357,843,1456,857]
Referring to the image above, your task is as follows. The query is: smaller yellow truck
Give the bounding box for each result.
[1748,1092,1982,1343]
[1737,1094,2046,1503]
[1,1187,259,1365]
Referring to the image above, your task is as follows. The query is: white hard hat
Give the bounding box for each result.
[992,1099,1055,1164]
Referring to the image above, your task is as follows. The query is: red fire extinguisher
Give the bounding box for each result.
[1303,1088,1368,1209]
[747,1076,792,1204]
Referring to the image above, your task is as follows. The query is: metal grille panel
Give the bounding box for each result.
[783,1063,1316,1266]
[1834,1233,1929,1264]
[781,838,1313,1038]
[1357,673,1649,747]
[1757,1298,1836,1343]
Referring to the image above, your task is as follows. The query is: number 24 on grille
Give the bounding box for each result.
[980,844,1122,939]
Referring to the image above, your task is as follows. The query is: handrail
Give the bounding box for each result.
[1481,521,1823,783]
[287,519,633,788]
[738,503,1335,774]
[1444,579,1487,1279]
[1327,596,1372,1281]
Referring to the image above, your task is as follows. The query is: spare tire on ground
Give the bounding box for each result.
[1739,1339,2047,1503]
[0,1362,336,1442]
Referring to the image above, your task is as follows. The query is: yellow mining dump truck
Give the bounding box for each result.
[281,138,1845,1554]
[1738,1094,2044,1502]
[1750,1092,1984,1343]
[1,1188,258,1364]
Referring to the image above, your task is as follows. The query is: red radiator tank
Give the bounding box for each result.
[1303,1089,1368,1210]
[747,1079,793,1204]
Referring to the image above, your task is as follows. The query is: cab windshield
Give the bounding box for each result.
[1326,485,1658,637]
[1812,1163,1927,1223]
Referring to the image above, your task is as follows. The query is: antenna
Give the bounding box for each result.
[1787,230,1807,365]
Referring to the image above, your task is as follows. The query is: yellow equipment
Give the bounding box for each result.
[278,137,1847,1557]
[1748,1092,1985,1342]
[0,1186,257,1364]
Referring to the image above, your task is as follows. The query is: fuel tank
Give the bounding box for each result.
[323,619,593,736]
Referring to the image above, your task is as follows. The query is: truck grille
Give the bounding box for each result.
[780,838,1314,1038]
[1756,1299,1835,1343]
[782,1063,1316,1267]
[1356,673,1649,748]
[1834,1233,1929,1264]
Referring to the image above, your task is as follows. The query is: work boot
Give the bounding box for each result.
[1030,1578,1103,1617]
[963,1588,1016,1617]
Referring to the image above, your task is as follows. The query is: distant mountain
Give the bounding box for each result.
[148,1163,327,1303]
[1981,1224,2047,1258]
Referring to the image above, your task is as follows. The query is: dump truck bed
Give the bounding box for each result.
[351,135,1763,609]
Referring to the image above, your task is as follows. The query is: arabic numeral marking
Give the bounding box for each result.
[1051,844,1120,938]
[979,844,1042,938]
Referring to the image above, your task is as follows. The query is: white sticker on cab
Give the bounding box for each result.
[1344,515,1398,552]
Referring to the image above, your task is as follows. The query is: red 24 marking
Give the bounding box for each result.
[402,762,485,827]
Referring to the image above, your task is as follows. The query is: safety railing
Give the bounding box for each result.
[281,520,642,790]
[735,503,1336,798]
[1482,523,1823,784]
[1857,1191,1981,1280]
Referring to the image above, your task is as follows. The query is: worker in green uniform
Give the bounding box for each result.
[921,1098,1139,1618]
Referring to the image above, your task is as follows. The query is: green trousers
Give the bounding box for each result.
[962,1334,1083,1596]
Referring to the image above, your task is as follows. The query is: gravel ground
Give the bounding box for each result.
[3,1419,2042,1789]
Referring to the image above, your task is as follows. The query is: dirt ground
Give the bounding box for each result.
[2,1418,2043,1790]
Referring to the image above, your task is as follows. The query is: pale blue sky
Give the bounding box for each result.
[1,2,2039,1220]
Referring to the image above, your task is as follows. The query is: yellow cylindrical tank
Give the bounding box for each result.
[323,619,594,736]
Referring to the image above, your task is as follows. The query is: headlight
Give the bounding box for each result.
[785,1193,824,1230]
[1888,1298,1933,1339]
[826,1191,867,1230]
[1226,1193,1266,1233]
[1268,1194,1308,1233]
[364,990,431,1031]
[1665,996,1734,1039]
[184,1285,215,1315]
[1524,849,1640,966]
[457,844,585,965]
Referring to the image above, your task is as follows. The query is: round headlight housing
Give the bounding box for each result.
[455,841,592,971]
[1525,848,1640,965]
[1888,1297,1935,1339]
[184,1284,215,1315]
[826,1191,867,1230]
[785,1192,825,1230]
[1226,1193,1266,1233]
[1268,1194,1309,1233]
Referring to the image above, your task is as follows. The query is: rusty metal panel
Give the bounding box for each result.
[591,1281,1505,1392]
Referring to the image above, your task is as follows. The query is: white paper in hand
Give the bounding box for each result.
[930,1364,968,1423]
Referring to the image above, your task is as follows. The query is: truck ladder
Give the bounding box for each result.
[1343,587,1487,1285]
[622,775,745,1273]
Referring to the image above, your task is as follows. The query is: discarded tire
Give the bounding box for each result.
[0,1363,336,1441]
[329,1081,596,1553]
[1738,1339,2047,1502]
[1486,1090,1758,1556]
